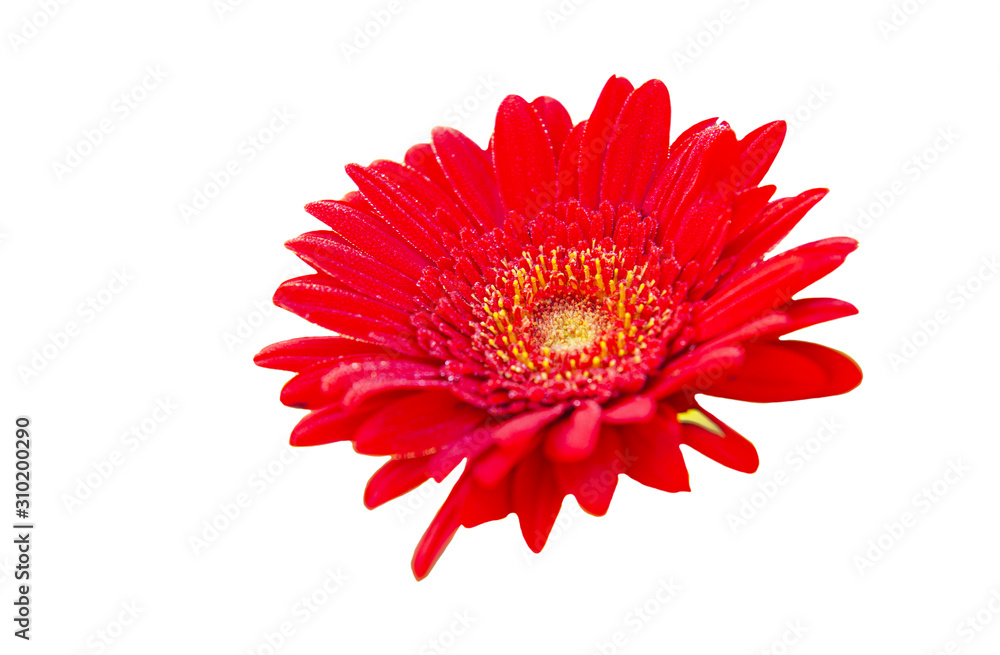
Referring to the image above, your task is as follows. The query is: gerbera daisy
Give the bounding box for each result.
[255,75,862,579]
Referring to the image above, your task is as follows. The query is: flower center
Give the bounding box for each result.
[468,242,679,410]
[530,296,611,356]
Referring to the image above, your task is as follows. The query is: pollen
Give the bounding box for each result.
[531,297,612,355]
[470,242,678,408]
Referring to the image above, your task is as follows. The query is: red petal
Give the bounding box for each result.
[493,95,558,217]
[404,143,452,192]
[346,163,449,260]
[647,345,744,400]
[492,403,567,450]
[556,122,585,202]
[341,377,451,408]
[694,237,858,342]
[531,96,573,159]
[364,456,434,509]
[670,117,720,150]
[412,474,470,580]
[366,159,473,234]
[700,297,859,350]
[724,189,829,271]
[705,340,863,402]
[656,129,739,263]
[286,231,420,310]
[769,297,859,337]
[353,390,483,456]
[602,395,657,424]
[512,449,565,553]
[319,358,440,402]
[679,407,759,473]
[460,474,513,528]
[290,399,393,447]
[254,337,386,372]
[643,121,734,223]
[599,79,671,208]
[474,404,567,486]
[280,361,341,409]
[431,127,505,229]
[578,75,634,208]
[554,425,624,516]
[273,275,415,344]
[730,121,786,190]
[623,409,690,493]
[727,184,778,237]
[304,201,427,278]
[543,400,602,462]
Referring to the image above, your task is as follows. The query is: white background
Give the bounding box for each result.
[2,0,999,653]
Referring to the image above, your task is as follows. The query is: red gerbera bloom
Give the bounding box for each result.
[256,75,862,579]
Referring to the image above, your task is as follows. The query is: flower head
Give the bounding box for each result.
[256,75,862,579]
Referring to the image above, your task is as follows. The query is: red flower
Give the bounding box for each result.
[256,75,862,579]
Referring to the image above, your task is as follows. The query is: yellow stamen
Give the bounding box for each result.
[677,408,725,437]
